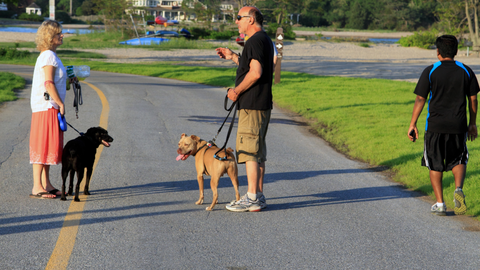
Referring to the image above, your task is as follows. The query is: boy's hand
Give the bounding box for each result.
[408,127,418,142]
[468,124,477,141]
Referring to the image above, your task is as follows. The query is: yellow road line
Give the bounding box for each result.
[45,81,109,270]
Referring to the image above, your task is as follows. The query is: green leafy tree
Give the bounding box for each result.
[79,0,95,15]
[299,0,329,27]
[92,0,131,33]
[464,0,480,45]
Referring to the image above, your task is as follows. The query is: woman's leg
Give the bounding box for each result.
[32,164,56,198]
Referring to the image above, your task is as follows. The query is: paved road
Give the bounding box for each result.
[1,64,480,269]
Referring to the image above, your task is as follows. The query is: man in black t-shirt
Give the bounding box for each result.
[215,6,273,212]
[408,35,478,216]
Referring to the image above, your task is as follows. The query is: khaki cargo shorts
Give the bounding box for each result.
[236,109,271,164]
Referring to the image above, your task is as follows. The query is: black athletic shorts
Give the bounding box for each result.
[422,132,468,172]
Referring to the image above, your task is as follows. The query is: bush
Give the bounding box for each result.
[55,10,72,24]
[0,10,16,19]
[265,23,296,40]
[0,47,31,59]
[188,27,211,39]
[18,13,44,22]
[208,30,237,40]
[398,29,438,49]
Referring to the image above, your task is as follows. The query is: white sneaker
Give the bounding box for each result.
[431,203,446,216]
[453,188,467,215]
[257,194,267,209]
[225,194,261,212]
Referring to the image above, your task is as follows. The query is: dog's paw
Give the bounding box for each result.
[60,197,67,201]
[84,191,90,195]
[195,199,204,205]
[74,197,80,202]
[205,207,213,211]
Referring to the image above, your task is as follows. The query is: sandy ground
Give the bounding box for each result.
[0,29,423,61]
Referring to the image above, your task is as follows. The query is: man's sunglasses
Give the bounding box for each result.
[236,15,251,21]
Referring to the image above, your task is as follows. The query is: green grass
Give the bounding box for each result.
[2,59,479,218]
[0,72,25,103]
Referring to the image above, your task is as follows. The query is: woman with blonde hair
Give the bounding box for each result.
[29,20,76,199]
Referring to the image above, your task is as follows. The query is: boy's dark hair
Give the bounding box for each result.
[435,35,458,58]
[248,7,263,26]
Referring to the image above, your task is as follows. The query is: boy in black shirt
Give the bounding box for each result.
[408,35,478,216]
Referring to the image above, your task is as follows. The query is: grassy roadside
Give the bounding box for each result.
[1,59,478,218]
[0,72,25,103]
[0,31,239,51]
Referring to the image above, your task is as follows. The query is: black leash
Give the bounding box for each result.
[213,91,238,161]
[72,81,83,119]
[66,122,84,136]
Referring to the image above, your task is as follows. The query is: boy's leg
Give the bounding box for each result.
[452,164,467,215]
[451,164,466,189]
[429,170,443,203]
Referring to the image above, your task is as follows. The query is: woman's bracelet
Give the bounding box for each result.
[44,80,55,87]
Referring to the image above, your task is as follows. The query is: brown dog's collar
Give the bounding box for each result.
[192,140,208,156]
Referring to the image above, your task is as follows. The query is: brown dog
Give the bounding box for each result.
[177,133,240,211]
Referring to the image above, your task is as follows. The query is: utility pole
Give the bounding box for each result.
[49,0,55,20]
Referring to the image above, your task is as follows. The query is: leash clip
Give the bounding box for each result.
[214,154,227,161]
[207,140,215,148]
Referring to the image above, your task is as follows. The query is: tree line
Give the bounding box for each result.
[5,0,480,41]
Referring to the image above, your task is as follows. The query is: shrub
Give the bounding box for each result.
[18,13,44,22]
[265,23,296,40]
[0,48,31,59]
[0,10,16,19]
[188,27,211,39]
[55,10,72,24]
[207,30,237,40]
[398,29,438,49]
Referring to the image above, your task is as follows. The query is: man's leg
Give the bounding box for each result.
[429,170,443,203]
[246,161,260,195]
[257,162,265,193]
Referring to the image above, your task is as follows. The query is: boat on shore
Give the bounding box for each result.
[119,37,169,45]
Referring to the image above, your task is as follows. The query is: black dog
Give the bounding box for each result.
[61,127,113,201]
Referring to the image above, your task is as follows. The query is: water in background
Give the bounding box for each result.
[369,38,400,44]
[0,26,97,34]
[320,36,399,44]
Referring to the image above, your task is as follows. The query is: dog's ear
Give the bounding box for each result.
[181,133,187,138]
[191,135,200,142]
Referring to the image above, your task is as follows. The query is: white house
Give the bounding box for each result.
[128,0,185,20]
[128,0,236,22]
[26,3,41,15]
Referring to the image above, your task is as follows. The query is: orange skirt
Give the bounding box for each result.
[30,108,64,165]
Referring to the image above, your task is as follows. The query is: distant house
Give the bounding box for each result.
[128,0,185,21]
[128,0,237,22]
[26,3,41,15]
[0,2,7,11]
